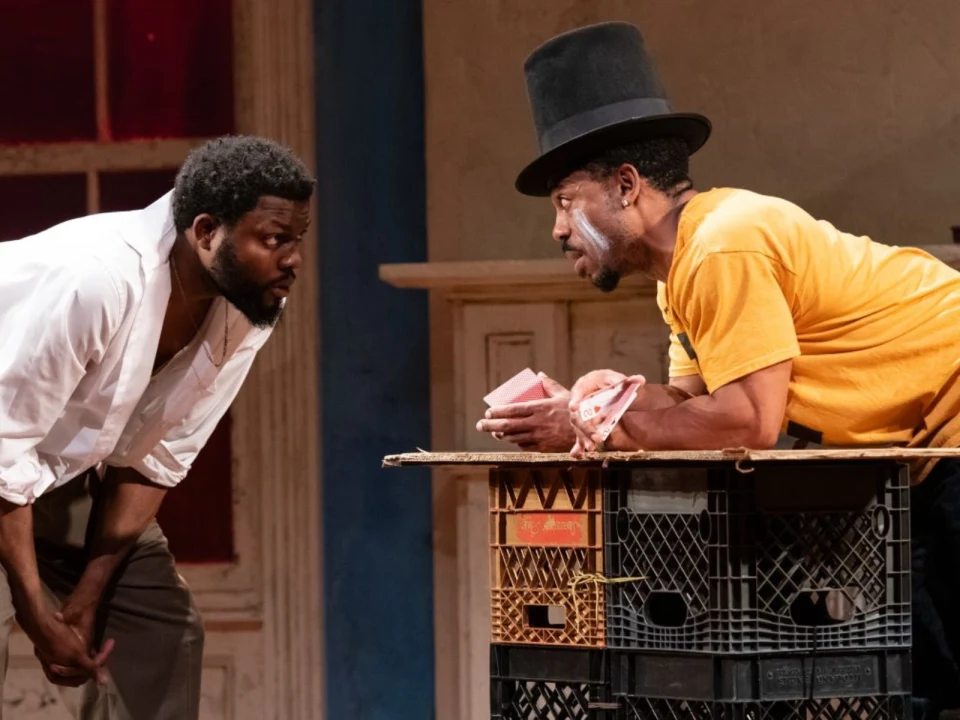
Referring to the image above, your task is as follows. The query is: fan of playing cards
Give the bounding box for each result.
[576,378,643,444]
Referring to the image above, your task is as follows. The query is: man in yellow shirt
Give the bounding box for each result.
[476,21,960,715]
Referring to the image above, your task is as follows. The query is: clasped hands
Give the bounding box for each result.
[475,369,644,454]
[16,591,113,688]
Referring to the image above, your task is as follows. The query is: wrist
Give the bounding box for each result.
[10,580,45,618]
[69,566,112,610]
[11,591,49,638]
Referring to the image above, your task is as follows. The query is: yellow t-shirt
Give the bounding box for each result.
[657,187,960,481]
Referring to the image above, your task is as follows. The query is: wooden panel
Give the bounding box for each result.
[485,333,537,390]
[0,657,227,720]
[444,290,675,719]
[2,661,70,720]
[428,293,460,720]
[230,0,322,717]
[0,139,204,176]
[460,302,570,451]
[198,666,229,720]
[570,298,671,385]
[457,469,491,720]
[2,634,251,720]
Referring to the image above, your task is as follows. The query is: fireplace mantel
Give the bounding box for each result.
[380,244,960,297]
[379,258,654,300]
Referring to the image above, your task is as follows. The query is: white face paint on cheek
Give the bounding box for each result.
[572,208,612,255]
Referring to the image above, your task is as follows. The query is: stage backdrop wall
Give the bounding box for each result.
[425,0,960,263]
[315,0,434,718]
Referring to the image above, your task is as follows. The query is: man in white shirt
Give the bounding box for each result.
[0,135,314,719]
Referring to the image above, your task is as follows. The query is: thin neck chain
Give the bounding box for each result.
[170,254,229,368]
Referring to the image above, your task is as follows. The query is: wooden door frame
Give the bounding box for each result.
[228,0,324,717]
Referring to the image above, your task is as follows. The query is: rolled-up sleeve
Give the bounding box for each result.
[0,260,124,504]
[130,329,271,487]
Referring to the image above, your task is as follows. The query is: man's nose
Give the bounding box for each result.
[552,213,570,245]
[280,245,302,273]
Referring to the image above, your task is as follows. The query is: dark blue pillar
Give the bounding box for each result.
[314,1,434,718]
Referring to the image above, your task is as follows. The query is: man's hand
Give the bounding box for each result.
[17,603,112,687]
[475,374,574,452]
[57,594,98,656]
[38,598,108,688]
[0,498,110,687]
[567,369,644,454]
[34,466,168,687]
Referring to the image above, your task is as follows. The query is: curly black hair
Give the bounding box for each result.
[172,135,316,232]
[579,136,692,198]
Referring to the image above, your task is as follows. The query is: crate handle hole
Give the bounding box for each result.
[872,505,890,538]
[643,592,688,627]
[525,604,566,629]
[616,508,631,542]
[789,589,855,625]
[697,509,712,543]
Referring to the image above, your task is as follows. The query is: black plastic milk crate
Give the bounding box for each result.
[490,644,615,719]
[610,647,910,701]
[603,461,911,654]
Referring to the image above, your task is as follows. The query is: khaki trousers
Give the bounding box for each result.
[0,473,204,719]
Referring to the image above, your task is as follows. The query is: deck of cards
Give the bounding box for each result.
[578,378,643,444]
[483,368,547,407]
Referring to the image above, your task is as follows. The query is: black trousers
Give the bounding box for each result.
[912,458,960,712]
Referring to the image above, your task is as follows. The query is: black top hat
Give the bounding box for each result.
[516,22,711,196]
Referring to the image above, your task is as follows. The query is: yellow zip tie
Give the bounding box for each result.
[734,454,756,474]
[568,572,646,635]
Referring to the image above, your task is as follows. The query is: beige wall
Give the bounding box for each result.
[425,0,960,262]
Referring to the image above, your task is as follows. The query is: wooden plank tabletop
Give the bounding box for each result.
[382,447,960,468]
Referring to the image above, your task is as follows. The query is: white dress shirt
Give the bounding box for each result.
[0,192,273,505]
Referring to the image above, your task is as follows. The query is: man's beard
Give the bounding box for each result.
[207,240,285,329]
[593,267,621,293]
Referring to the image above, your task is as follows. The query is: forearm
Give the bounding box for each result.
[71,467,167,606]
[612,393,776,451]
[0,500,45,617]
[628,383,695,412]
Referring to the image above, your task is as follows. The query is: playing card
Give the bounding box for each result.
[578,384,626,422]
[594,379,643,442]
[483,368,547,407]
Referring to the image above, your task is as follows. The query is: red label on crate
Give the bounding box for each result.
[509,512,589,546]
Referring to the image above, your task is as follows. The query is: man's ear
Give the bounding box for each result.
[617,163,643,206]
[191,214,220,252]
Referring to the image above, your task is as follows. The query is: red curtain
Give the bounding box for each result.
[0,175,87,241]
[0,0,96,143]
[107,0,234,140]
